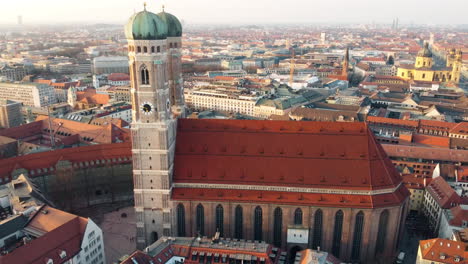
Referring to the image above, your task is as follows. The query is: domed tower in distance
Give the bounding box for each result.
[415,42,433,69]
[125,3,178,249]
[158,6,185,117]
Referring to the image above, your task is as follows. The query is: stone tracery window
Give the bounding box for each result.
[234,205,243,239]
[351,211,365,260]
[375,210,389,256]
[177,203,186,236]
[312,209,323,249]
[215,204,224,236]
[196,204,205,236]
[294,208,303,225]
[254,206,262,240]
[332,210,344,258]
[273,207,282,247]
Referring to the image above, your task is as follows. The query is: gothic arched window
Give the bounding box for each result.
[234,205,243,239]
[312,209,323,249]
[351,211,365,261]
[273,207,282,247]
[375,210,389,256]
[137,46,141,53]
[143,46,148,53]
[151,46,155,53]
[215,204,224,236]
[294,208,303,225]
[254,206,262,240]
[170,43,173,48]
[177,204,186,237]
[196,204,205,236]
[140,65,149,85]
[332,210,344,258]
[157,46,161,52]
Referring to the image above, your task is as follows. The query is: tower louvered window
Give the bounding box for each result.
[141,65,149,85]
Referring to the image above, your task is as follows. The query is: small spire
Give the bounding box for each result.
[143,2,147,10]
[162,4,165,12]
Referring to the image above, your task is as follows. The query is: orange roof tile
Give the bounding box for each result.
[173,119,405,194]
[0,142,131,181]
[419,238,466,264]
[426,177,460,209]
[366,116,418,128]
[413,134,450,148]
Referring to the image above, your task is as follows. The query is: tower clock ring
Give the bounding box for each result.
[141,102,155,115]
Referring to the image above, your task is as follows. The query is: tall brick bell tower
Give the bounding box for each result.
[125,4,183,249]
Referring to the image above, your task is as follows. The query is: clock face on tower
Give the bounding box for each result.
[140,102,154,115]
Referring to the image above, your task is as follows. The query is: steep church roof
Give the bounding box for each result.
[172,119,408,207]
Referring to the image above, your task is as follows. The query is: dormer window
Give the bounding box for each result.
[59,250,67,259]
[47,259,54,264]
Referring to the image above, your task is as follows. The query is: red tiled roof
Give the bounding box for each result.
[173,119,404,192]
[362,57,385,62]
[0,205,87,264]
[419,119,456,131]
[108,73,130,82]
[448,206,468,227]
[366,116,418,128]
[426,177,460,209]
[0,142,131,182]
[450,122,468,135]
[214,76,237,81]
[172,185,409,208]
[383,144,468,163]
[402,174,431,190]
[419,238,467,264]
[413,134,450,148]
[76,88,110,105]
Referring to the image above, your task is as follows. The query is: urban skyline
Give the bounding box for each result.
[1,0,468,25]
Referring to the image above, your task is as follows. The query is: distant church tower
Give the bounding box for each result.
[342,47,349,77]
[125,4,184,249]
[67,86,76,108]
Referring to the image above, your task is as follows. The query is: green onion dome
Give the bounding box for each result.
[125,8,168,40]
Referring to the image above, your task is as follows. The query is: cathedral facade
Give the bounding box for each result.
[126,7,409,264]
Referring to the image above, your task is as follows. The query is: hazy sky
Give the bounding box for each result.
[0,0,467,25]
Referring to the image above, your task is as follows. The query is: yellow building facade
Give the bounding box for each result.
[398,43,462,83]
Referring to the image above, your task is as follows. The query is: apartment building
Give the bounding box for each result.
[0,82,56,107]
[185,89,259,116]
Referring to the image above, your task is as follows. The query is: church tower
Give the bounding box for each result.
[451,49,462,83]
[415,42,433,68]
[342,47,349,77]
[125,4,182,249]
[158,7,185,117]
